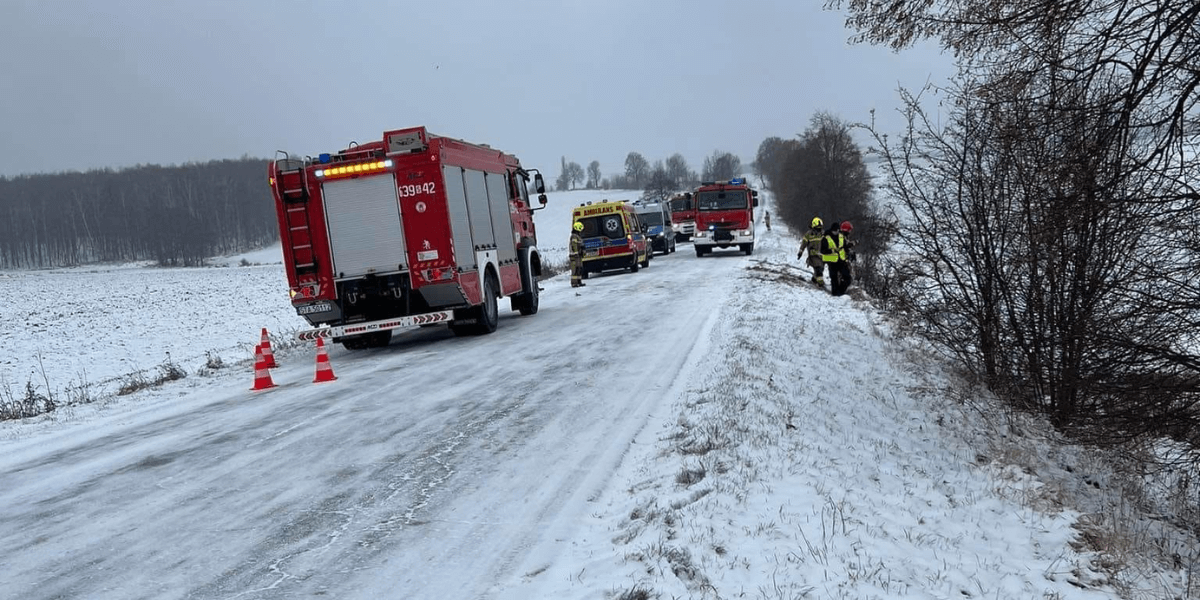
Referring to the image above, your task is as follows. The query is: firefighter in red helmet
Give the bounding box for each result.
[821,220,855,296]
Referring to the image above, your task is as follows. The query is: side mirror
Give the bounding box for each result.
[538,194,548,206]
[753,198,759,207]
[534,173,546,194]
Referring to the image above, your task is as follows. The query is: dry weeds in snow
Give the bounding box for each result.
[601,263,1195,599]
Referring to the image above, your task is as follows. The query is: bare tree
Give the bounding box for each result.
[642,161,674,203]
[700,151,742,182]
[754,136,800,190]
[586,161,601,189]
[776,113,873,228]
[767,113,885,290]
[624,152,650,189]
[837,0,1200,448]
[555,156,571,192]
[664,153,694,189]
[566,161,585,190]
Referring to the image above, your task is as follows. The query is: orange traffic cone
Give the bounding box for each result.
[251,344,277,391]
[259,328,278,369]
[313,337,337,383]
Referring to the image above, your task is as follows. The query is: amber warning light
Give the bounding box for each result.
[316,160,393,179]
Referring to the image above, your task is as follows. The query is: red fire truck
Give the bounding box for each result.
[691,178,758,257]
[668,192,696,242]
[267,126,547,349]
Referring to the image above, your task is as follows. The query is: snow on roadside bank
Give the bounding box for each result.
[503,243,1170,599]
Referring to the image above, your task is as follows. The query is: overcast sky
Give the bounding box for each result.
[1,0,955,180]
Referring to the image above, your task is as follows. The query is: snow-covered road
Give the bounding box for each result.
[4,189,1171,599]
[0,237,752,599]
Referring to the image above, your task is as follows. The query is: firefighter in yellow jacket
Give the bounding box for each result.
[798,217,826,286]
[821,221,854,296]
[569,221,586,288]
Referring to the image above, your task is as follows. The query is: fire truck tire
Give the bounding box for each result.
[512,247,540,316]
[669,238,676,253]
[450,274,499,336]
[475,274,500,334]
[640,252,650,268]
[695,246,707,257]
[742,243,754,255]
[629,256,640,273]
[512,276,539,316]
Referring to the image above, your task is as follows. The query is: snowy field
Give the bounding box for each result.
[0,189,1193,599]
[0,249,304,396]
[0,188,633,397]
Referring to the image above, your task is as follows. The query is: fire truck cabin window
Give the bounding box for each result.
[696,190,748,211]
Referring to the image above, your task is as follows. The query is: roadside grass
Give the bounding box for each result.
[0,381,55,421]
[538,256,568,280]
[614,585,655,600]
[599,263,1197,598]
[116,354,188,396]
[0,326,306,422]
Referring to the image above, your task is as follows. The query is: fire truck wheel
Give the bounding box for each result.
[629,256,640,273]
[475,274,500,334]
[512,276,539,316]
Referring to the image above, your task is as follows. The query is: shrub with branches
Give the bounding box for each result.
[840,0,1200,447]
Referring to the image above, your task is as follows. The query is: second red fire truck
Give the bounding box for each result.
[691,178,758,256]
[268,126,547,349]
[668,192,696,242]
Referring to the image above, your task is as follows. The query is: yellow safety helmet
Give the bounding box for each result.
[811,217,823,229]
[573,221,584,232]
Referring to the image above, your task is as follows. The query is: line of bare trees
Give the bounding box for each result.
[554,150,744,200]
[756,112,890,294]
[0,159,278,269]
[829,1,1200,454]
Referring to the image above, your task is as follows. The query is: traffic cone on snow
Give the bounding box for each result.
[312,337,337,383]
[259,327,278,368]
[250,344,277,391]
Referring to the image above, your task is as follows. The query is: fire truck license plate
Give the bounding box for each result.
[296,301,332,315]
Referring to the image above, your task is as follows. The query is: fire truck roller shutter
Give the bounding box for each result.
[321,174,408,279]
[443,165,476,271]
[463,169,496,251]
[485,172,517,265]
